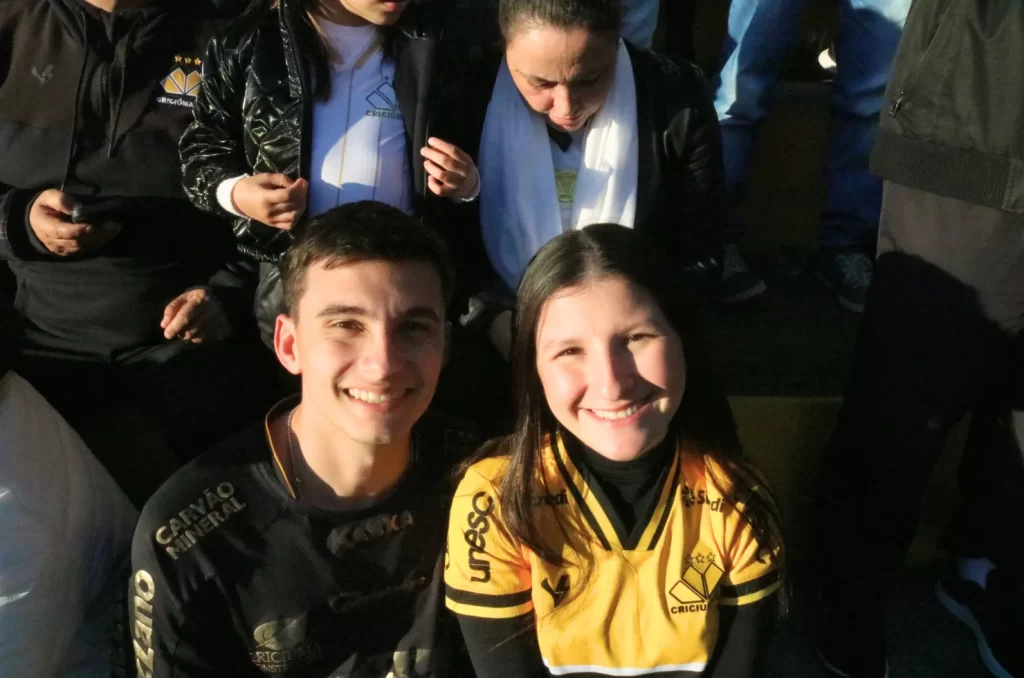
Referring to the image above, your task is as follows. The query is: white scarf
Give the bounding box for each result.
[479,40,639,290]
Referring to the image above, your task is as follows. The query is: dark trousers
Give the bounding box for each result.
[16,337,282,506]
[816,181,1024,614]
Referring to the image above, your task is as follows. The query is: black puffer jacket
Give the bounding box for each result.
[180,0,453,263]
[871,0,1024,214]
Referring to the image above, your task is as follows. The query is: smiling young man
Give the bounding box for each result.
[129,201,477,677]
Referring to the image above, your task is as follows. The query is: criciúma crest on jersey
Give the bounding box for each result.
[668,547,724,614]
[156,55,201,109]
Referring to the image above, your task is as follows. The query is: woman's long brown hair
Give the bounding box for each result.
[490,224,786,607]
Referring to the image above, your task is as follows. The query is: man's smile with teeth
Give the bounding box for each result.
[344,388,404,404]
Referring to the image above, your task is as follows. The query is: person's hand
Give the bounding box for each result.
[487,310,513,361]
[28,189,122,256]
[420,138,480,199]
[231,174,308,230]
[160,288,231,343]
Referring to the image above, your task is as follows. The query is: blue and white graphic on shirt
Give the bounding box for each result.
[308,23,412,217]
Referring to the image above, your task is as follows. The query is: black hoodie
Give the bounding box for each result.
[0,0,245,360]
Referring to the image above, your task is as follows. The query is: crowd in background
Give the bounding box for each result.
[1,0,1022,677]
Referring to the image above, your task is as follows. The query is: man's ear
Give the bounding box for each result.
[274,313,302,376]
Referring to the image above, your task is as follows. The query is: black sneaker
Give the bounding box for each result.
[718,244,767,304]
[816,249,873,313]
[936,565,1021,678]
[813,591,889,678]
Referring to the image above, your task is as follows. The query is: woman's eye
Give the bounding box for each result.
[555,347,582,358]
[627,333,655,344]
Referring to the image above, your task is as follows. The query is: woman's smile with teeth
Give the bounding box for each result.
[587,398,649,420]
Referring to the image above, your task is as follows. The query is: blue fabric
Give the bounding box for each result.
[713,0,911,248]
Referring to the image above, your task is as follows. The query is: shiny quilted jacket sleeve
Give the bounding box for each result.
[179,32,252,220]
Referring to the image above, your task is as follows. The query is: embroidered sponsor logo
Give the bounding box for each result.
[541,574,570,607]
[464,492,494,583]
[31,64,54,86]
[554,170,577,204]
[255,615,307,651]
[533,489,569,507]
[250,613,324,672]
[669,550,724,614]
[131,570,157,678]
[682,485,723,512]
[326,510,415,552]
[366,80,402,120]
[157,56,201,109]
[153,482,248,560]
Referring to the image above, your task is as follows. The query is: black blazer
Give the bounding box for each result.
[433,39,726,333]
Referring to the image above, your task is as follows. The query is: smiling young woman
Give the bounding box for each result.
[445,224,785,678]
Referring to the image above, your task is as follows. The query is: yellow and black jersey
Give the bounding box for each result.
[445,434,782,676]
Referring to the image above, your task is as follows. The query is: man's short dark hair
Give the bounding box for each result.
[281,201,455,317]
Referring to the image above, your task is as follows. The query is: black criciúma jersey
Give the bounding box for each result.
[130,400,477,677]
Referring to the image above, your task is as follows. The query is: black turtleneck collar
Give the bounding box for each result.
[563,433,675,535]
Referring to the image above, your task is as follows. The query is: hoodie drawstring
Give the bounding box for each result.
[60,9,90,192]
[107,16,140,158]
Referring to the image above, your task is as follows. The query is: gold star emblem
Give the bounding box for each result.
[174,55,183,64]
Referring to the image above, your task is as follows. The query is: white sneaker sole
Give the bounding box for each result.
[814,271,866,313]
[935,581,1015,678]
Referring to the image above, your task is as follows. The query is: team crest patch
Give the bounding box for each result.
[156,55,202,109]
[250,613,324,672]
[668,547,724,614]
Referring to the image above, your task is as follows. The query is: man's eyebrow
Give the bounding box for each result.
[315,305,442,322]
[316,305,366,319]
[402,307,443,322]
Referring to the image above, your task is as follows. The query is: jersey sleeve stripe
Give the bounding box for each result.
[445,585,533,608]
[448,598,535,619]
[718,570,782,605]
[718,578,781,606]
[718,568,781,599]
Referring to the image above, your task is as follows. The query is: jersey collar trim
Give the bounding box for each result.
[265,395,302,499]
[551,433,680,551]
